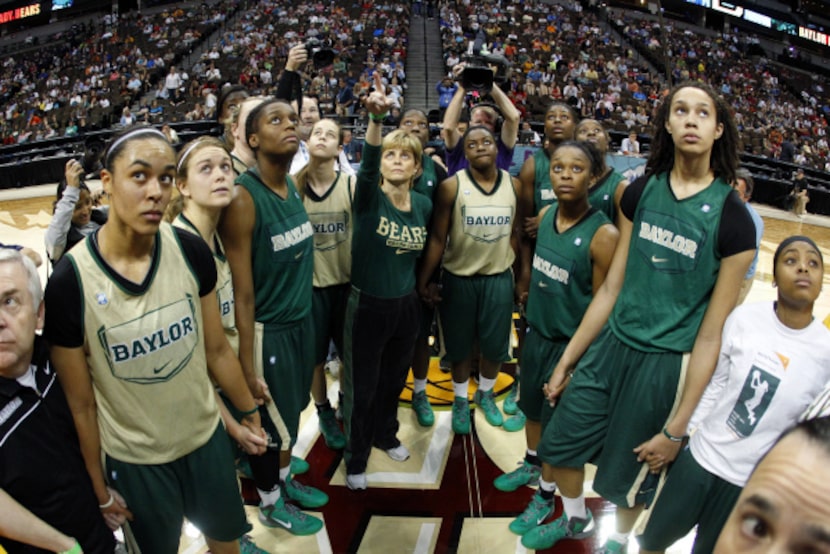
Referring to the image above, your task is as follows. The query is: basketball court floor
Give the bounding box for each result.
[3,183,829,553]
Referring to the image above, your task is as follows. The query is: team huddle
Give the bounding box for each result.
[1,71,830,554]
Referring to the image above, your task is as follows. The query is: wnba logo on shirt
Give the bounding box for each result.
[727,365,781,437]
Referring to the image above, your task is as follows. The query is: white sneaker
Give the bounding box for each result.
[346,473,368,490]
[386,444,410,462]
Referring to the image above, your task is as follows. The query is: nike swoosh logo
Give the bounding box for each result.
[651,255,668,263]
[395,248,410,255]
[275,518,292,529]
[294,251,303,259]
[538,281,548,288]
[153,361,171,374]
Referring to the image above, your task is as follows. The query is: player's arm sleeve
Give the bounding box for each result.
[43,258,84,348]
[718,191,757,257]
[175,227,218,297]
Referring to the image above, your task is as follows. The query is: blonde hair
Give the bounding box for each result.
[165,136,230,222]
[382,129,423,160]
[380,129,422,189]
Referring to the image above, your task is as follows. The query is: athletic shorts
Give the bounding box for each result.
[105,424,250,552]
[538,326,686,508]
[518,326,568,424]
[254,315,315,450]
[437,269,513,363]
[312,283,349,364]
[638,446,741,553]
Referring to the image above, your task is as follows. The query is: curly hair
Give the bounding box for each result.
[646,81,741,185]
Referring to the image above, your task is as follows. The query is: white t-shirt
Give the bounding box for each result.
[689,302,830,487]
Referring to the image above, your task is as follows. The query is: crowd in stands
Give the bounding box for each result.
[0,0,829,172]
[435,0,830,172]
[613,10,830,170]
[0,2,231,144]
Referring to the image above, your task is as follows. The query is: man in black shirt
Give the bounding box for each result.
[0,249,115,553]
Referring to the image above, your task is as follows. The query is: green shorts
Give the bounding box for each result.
[312,283,349,364]
[518,326,567,424]
[254,314,315,450]
[437,270,513,363]
[538,326,685,508]
[638,447,741,553]
[105,424,250,552]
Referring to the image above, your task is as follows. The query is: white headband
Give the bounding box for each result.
[105,127,167,167]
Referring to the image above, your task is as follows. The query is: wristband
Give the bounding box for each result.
[662,427,686,443]
[98,494,114,509]
[240,405,259,416]
[59,541,82,554]
[369,112,388,122]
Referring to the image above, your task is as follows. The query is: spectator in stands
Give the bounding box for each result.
[45,160,108,264]
[594,101,612,121]
[0,249,117,554]
[165,65,183,103]
[205,61,222,82]
[714,416,830,554]
[520,121,542,146]
[733,169,763,304]
[436,76,457,116]
[161,123,181,146]
[335,78,355,117]
[791,168,810,217]
[620,130,640,156]
[120,107,136,127]
[780,132,797,163]
[186,103,207,121]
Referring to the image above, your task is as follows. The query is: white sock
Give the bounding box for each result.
[453,379,469,399]
[413,378,427,394]
[562,493,587,520]
[279,465,290,483]
[539,478,556,492]
[257,485,280,506]
[478,376,496,392]
[527,449,537,457]
[609,531,629,545]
